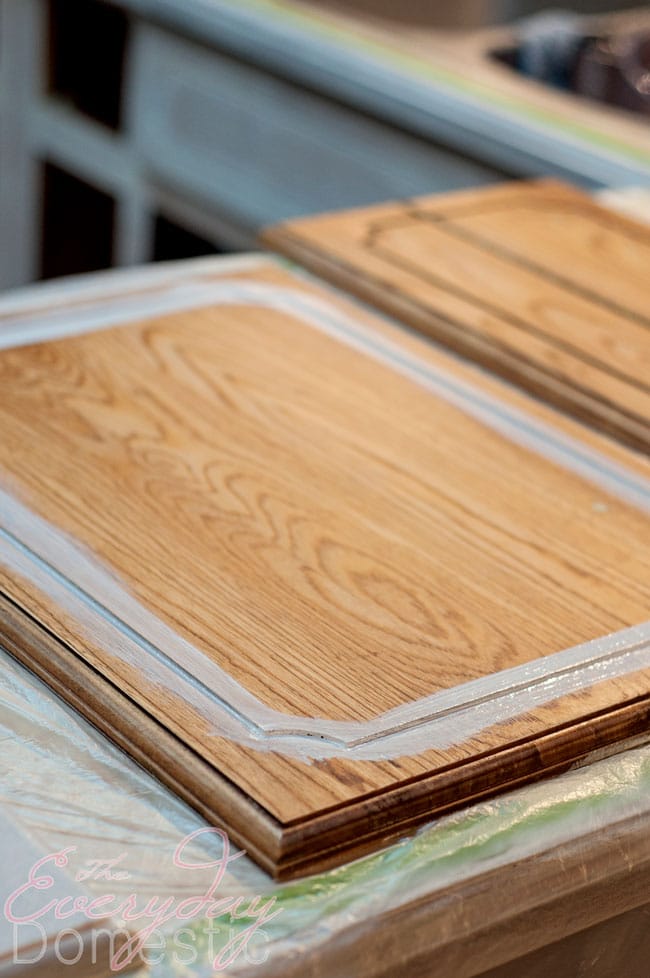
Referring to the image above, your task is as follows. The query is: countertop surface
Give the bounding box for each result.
[118,0,650,187]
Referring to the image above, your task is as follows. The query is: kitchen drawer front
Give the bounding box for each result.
[127,27,503,229]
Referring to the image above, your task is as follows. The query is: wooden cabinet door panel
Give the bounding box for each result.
[1,257,649,878]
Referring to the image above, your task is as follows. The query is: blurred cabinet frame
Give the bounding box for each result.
[0,0,504,289]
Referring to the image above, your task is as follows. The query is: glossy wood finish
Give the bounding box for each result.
[1,258,649,878]
[5,641,650,978]
[265,180,650,452]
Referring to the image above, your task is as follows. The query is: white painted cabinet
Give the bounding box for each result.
[0,0,504,287]
[127,26,501,227]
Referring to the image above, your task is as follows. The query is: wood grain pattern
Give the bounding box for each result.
[1,258,649,878]
[264,180,650,452]
[5,640,650,978]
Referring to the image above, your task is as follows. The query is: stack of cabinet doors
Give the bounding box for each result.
[0,181,649,881]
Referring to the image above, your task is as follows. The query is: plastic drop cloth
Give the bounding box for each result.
[2,647,650,976]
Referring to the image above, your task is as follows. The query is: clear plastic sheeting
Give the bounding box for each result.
[2,645,650,977]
